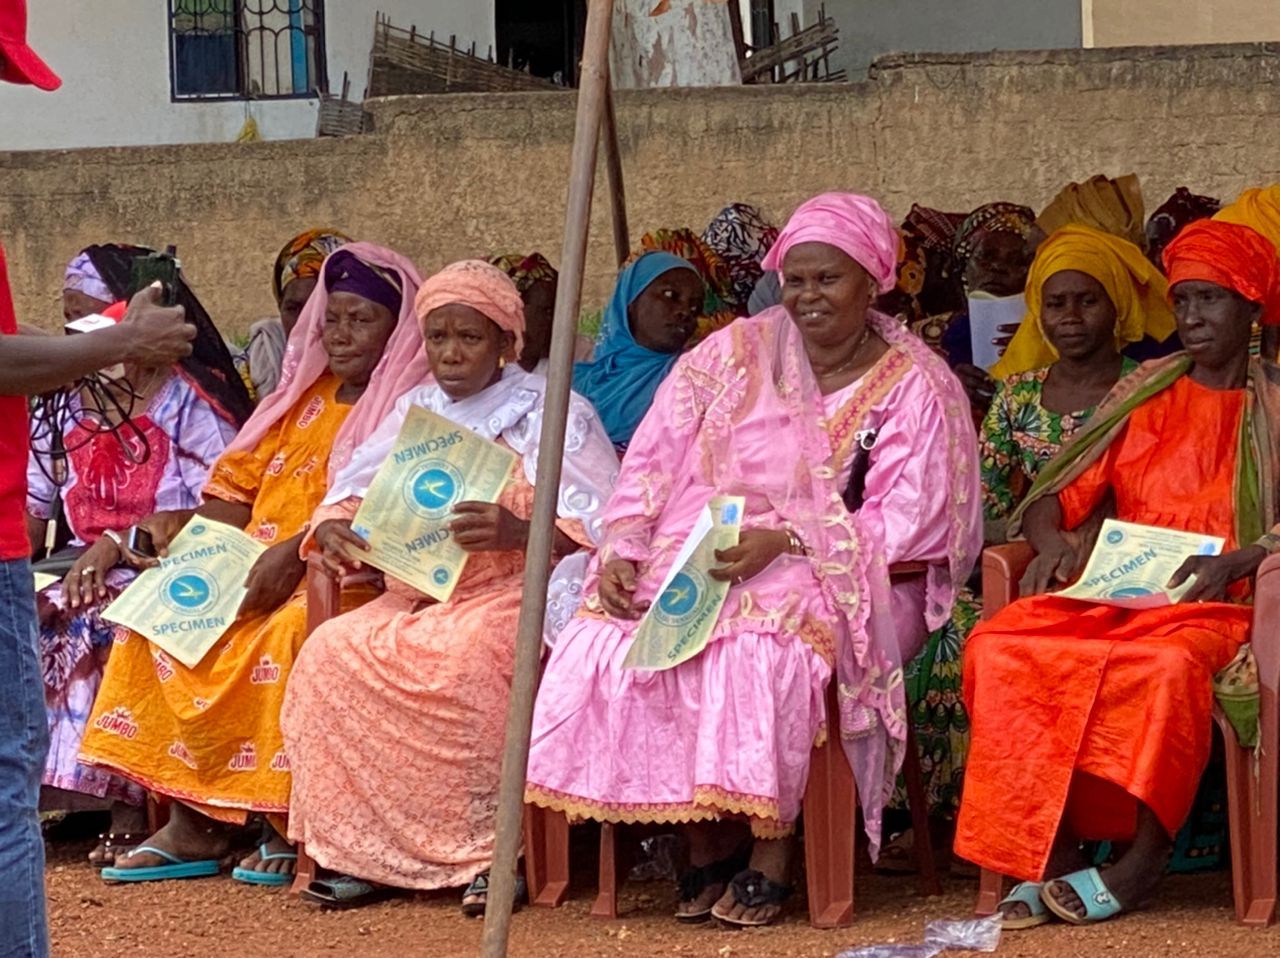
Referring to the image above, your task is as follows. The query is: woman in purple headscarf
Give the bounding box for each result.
[525,193,981,927]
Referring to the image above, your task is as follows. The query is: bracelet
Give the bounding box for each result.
[102,528,126,550]
[1255,532,1280,554]
[784,527,809,557]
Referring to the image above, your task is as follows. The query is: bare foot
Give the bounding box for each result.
[676,879,725,919]
[712,837,792,926]
[88,802,148,866]
[1000,832,1090,922]
[677,821,748,919]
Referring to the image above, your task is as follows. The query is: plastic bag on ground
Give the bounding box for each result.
[837,915,1002,958]
[925,916,1002,951]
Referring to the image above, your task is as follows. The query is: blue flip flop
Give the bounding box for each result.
[231,843,298,887]
[1040,867,1124,924]
[101,845,221,883]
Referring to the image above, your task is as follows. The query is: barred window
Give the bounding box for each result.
[170,0,328,100]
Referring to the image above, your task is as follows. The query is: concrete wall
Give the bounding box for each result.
[4,43,1280,337]
[0,0,492,152]
[1086,0,1280,47]
[813,0,1082,78]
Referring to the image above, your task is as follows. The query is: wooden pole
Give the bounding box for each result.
[601,76,630,267]
[479,1,616,955]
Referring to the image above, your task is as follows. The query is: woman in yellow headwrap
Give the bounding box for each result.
[1214,184,1280,245]
[985,225,1175,523]
[886,226,1177,874]
[992,225,1176,380]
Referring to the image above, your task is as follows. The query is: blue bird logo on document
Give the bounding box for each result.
[404,461,463,520]
[654,570,702,626]
[160,571,218,615]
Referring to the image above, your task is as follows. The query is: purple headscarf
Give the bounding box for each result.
[324,249,404,316]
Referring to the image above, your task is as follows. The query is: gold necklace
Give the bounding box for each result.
[813,326,871,379]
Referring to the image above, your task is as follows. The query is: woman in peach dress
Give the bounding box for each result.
[282,261,618,911]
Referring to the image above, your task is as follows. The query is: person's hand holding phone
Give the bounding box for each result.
[117,284,194,368]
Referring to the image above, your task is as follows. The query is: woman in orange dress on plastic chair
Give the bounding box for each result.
[954,219,1280,927]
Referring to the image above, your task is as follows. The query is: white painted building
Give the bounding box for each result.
[0,1,494,152]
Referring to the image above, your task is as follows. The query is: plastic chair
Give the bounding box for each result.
[526,561,944,928]
[289,555,383,895]
[970,543,1279,928]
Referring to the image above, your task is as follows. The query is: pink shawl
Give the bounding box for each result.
[220,242,428,484]
[757,307,979,849]
[620,305,978,851]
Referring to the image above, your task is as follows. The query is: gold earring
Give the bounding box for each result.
[498,356,507,369]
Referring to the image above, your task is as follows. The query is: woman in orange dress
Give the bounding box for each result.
[954,219,1280,926]
[79,244,428,885]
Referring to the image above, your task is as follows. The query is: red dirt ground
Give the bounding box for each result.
[44,832,1279,958]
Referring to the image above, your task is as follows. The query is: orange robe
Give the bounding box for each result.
[954,376,1253,881]
[81,376,372,820]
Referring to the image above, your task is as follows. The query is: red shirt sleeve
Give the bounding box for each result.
[0,242,34,559]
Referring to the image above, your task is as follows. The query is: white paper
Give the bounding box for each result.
[1056,519,1225,610]
[649,503,715,600]
[968,292,1026,372]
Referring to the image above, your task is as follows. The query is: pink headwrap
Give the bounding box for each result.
[414,259,526,359]
[762,192,901,293]
[220,241,428,484]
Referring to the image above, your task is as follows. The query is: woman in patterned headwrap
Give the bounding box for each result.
[1145,187,1221,268]
[244,229,352,399]
[701,203,780,311]
[877,204,967,328]
[926,203,1038,412]
[489,252,560,372]
[283,260,618,911]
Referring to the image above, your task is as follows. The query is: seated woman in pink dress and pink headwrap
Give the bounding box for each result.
[282,261,618,911]
[525,193,982,928]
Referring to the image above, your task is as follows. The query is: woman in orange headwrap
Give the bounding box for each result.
[955,219,1280,927]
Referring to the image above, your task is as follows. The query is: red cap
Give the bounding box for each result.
[0,0,61,91]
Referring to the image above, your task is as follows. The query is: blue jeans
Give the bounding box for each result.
[0,558,48,957]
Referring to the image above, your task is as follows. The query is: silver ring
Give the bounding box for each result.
[80,566,96,574]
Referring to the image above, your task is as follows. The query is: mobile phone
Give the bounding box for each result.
[66,314,127,380]
[128,526,156,558]
[129,246,181,307]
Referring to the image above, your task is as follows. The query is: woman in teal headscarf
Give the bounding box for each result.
[573,251,705,449]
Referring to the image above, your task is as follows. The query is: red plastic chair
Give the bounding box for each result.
[525,561,944,928]
[970,543,1279,927]
[289,555,383,895]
